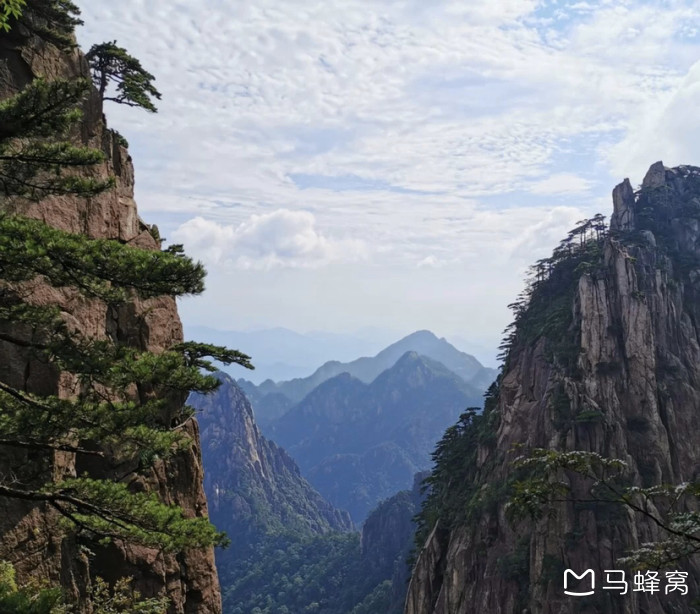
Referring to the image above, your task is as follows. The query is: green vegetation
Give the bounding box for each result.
[0,0,250,566]
[0,0,24,31]
[507,449,700,569]
[499,214,607,373]
[0,562,167,613]
[0,561,65,614]
[6,0,83,48]
[414,383,501,550]
[220,532,399,614]
[0,76,111,198]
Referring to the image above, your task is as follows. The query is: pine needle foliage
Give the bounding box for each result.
[0,0,252,554]
[87,42,162,112]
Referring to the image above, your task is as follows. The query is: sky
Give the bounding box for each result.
[75,0,700,359]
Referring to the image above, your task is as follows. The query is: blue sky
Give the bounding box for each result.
[75,0,700,357]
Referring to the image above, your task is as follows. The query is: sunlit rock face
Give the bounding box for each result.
[0,28,222,614]
[406,162,700,614]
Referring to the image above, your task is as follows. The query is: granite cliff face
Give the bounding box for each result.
[406,163,700,614]
[190,373,352,547]
[0,24,221,613]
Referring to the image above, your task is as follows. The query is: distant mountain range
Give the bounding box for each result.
[239,330,497,426]
[185,325,398,384]
[267,351,484,523]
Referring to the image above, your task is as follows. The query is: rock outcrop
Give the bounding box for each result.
[0,23,221,613]
[191,373,352,549]
[406,163,700,614]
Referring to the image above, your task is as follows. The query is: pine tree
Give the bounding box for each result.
[87,41,162,112]
[0,1,252,554]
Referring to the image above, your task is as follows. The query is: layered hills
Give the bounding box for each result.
[267,351,483,523]
[239,330,496,426]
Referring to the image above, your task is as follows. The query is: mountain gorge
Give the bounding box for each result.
[406,162,700,613]
[191,374,421,614]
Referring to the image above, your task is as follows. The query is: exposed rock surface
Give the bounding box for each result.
[0,26,221,613]
[190,372,353,549]
[361,472,427,614]
[405,163,700,614]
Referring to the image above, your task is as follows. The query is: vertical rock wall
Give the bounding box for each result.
[0,24,222,614]
[406,163,700,614]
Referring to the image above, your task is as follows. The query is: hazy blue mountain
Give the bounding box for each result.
[240,330,497,423]
[267,351,483,522]
[185,325,393,384]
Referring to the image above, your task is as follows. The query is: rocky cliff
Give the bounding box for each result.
[190,373,352,549]
[0,21,221,613]
[361,472,426,614]
[406,162,700,614]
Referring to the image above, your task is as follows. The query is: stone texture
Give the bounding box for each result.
[405,163,700,614]
[610,177,635,232]
[192,373,353,547]
[0,26,221,614]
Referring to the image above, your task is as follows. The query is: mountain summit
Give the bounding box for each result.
[240,330,496,425]
[268,351,483,523]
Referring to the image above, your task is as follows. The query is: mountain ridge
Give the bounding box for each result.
[190,372,353,549]
[267,351,483,522]
[240,330,496,426]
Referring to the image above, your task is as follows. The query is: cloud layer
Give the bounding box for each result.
[74,0,700,344]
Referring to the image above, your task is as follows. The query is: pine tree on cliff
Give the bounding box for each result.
[0,2,251,552]
[87,41,162,112]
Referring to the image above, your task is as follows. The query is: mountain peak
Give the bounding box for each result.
[402,330,439,341]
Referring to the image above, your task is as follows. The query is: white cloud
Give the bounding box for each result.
[606,59,700,181]
[416,255,457,268]
[171,210,367,270]
[528,172,593,195]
